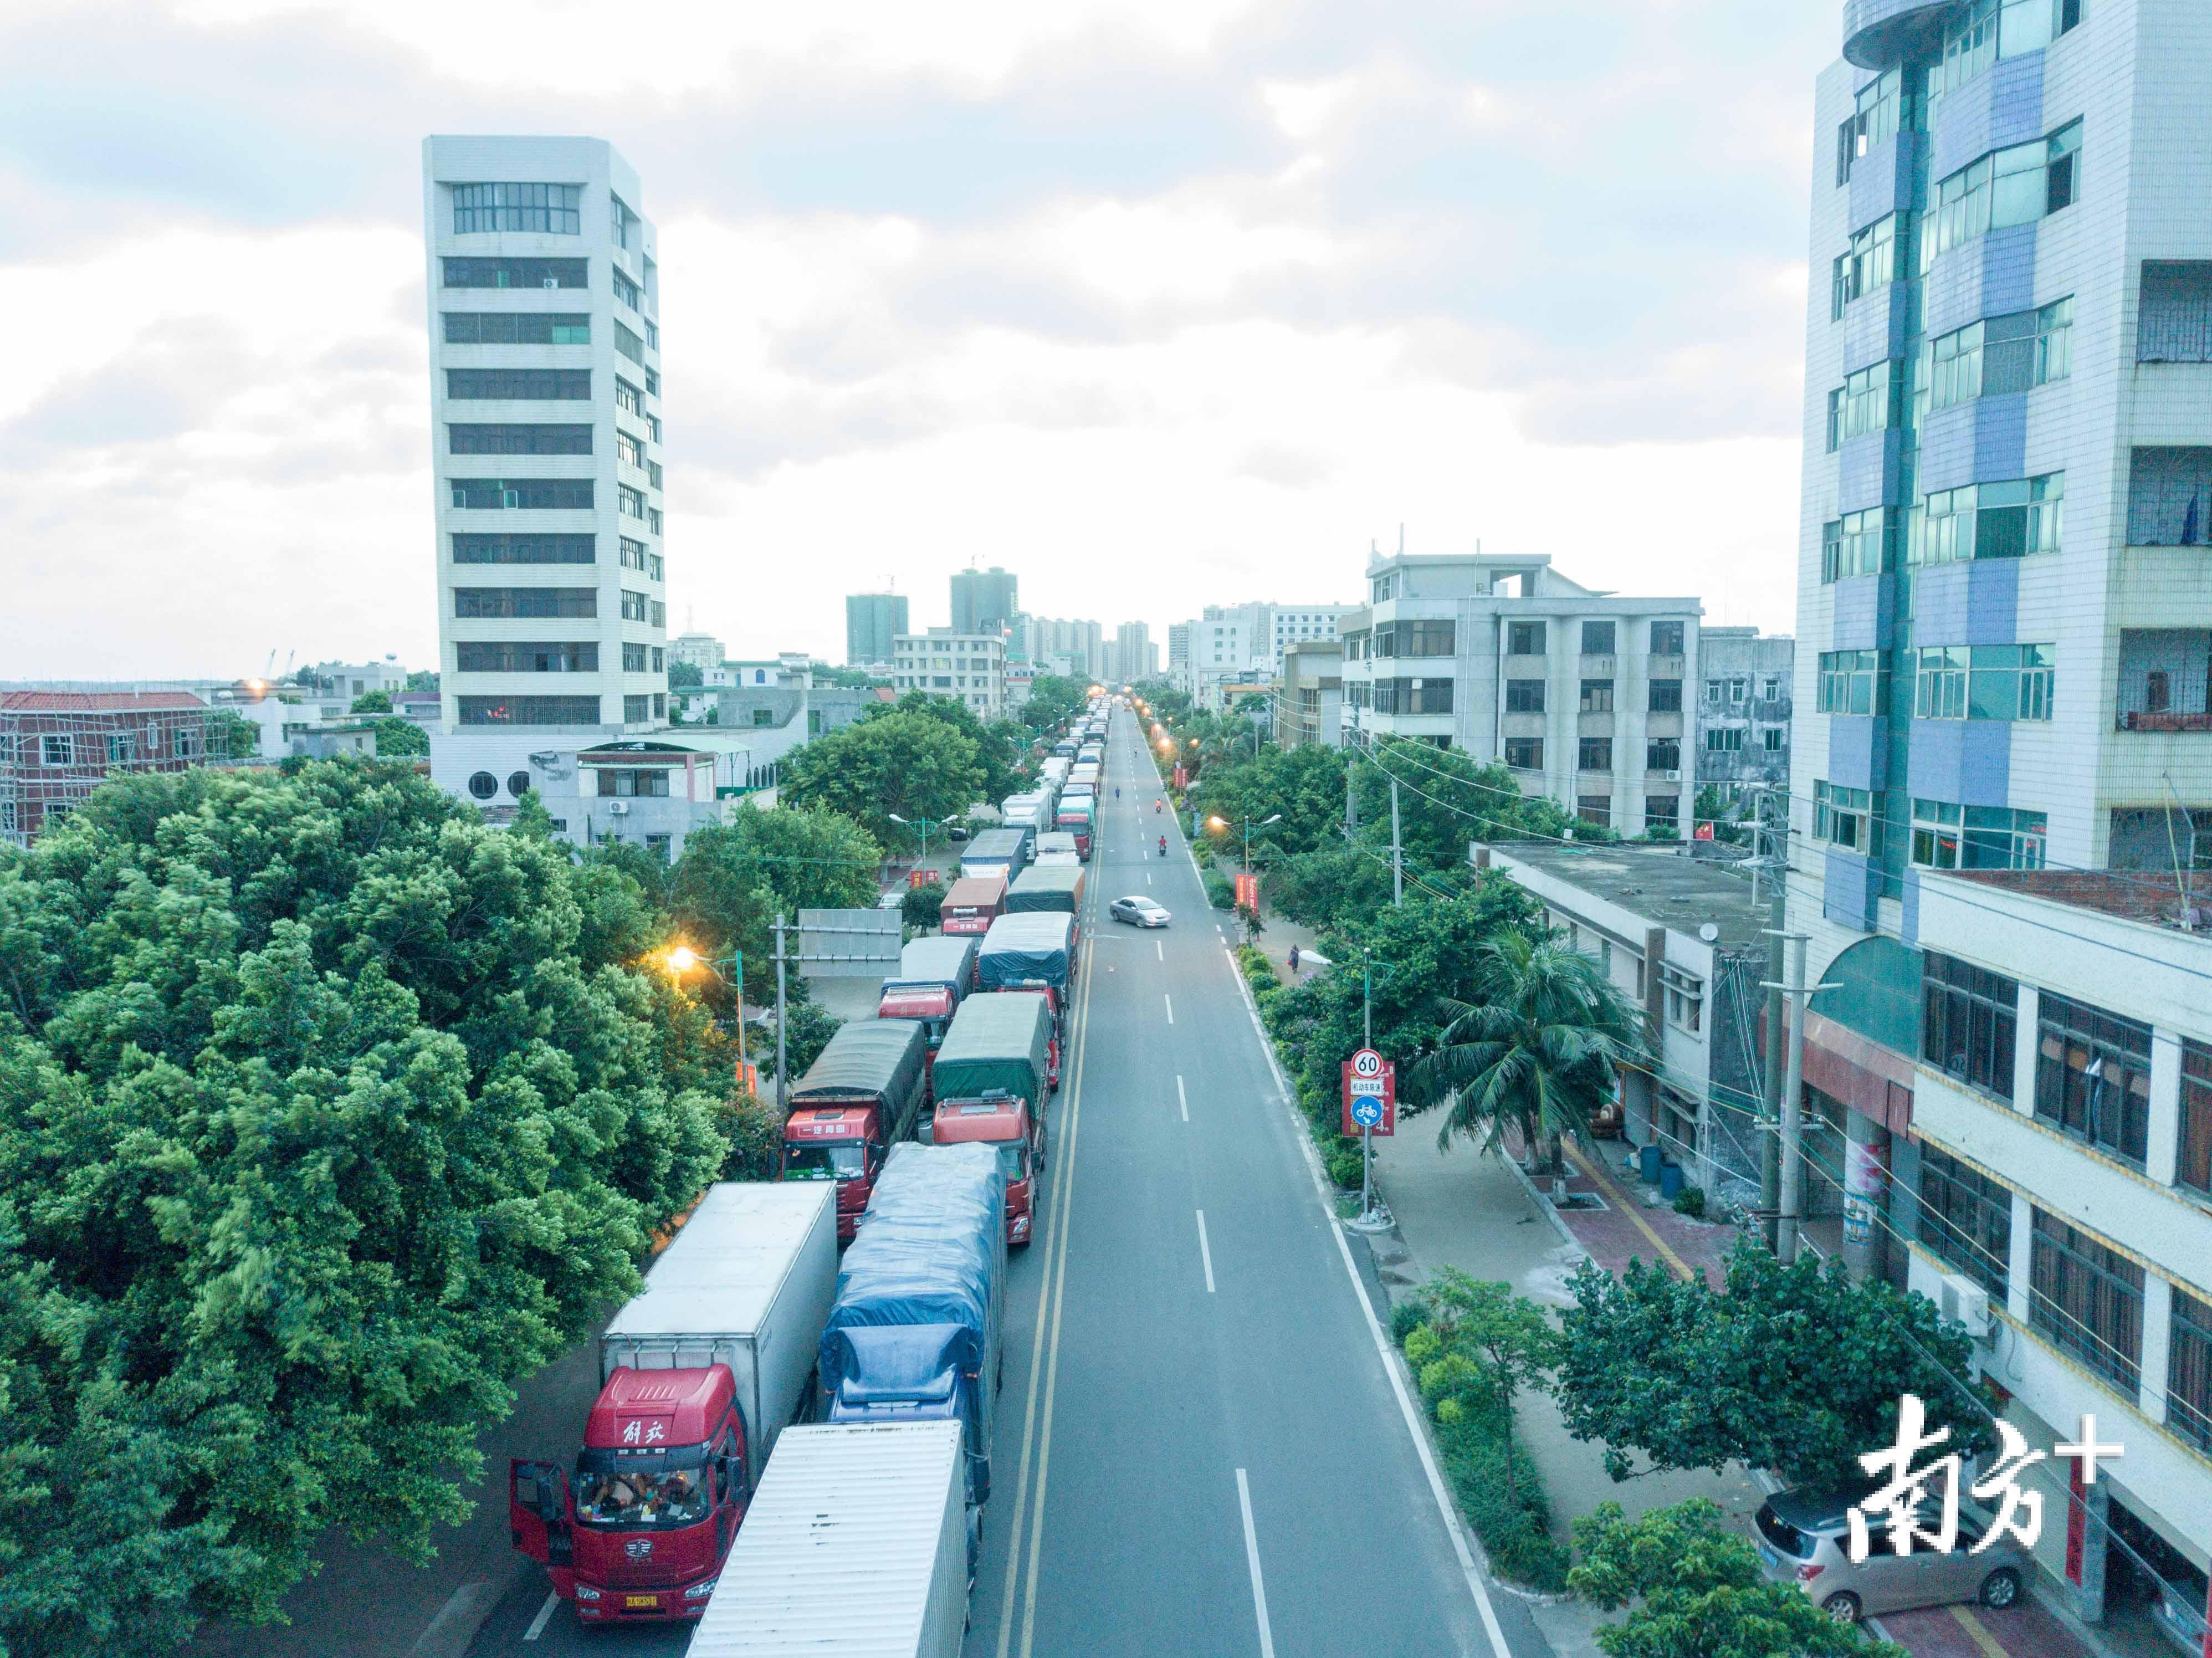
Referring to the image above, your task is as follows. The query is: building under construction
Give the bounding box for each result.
[0,689,215,847]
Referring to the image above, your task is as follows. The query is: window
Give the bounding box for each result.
[1909,799,2047,870]
[614,377,646,417]
[1927,0,2085,124]
[1837,68,1908,184]
[651,647,664,672]
[1832,214,1904,317]
[2138,262,2212,364]
[454,587,595,619]
[1580,679,1614,713]
[442,313,590,345]
[1916,1145,2013,1296]
[644,368,659,396]
[2029,1210,2143,1391]
[651,601,666,628]
[612,265,643,311]
[468,770,498,800]
[1919,300,2072,421]
[105,731,135,764]
[751,707,776,727]
[2178,1040,2212,1198]
[1827,360,1902,451]
[450,478,593,510]
[2034,991,2151,1165]
[449,423,592,456]
[1818,649,1887,715]
[1814,781,1881,853]
[1506,679,1545,713]
[1922,953,2019,1099]
[1372,621,1456,657]
[623,643,648,672]
[1909,474,2063,565]
[610,193,631,249]
[1922,122,2082,272]
[644,319,658,351]
[1914,646,1970,719]
[1577,796,1612,828]
[508,771,532,798]
[648,508,663,535]
[452,182,581,235]
[1508,621,1547,655]
[1371,678,1453,714]
[614,320,646,365]
[1659,964,1702,1032]
[621,590,649,622]
[452,533,593,564]
[615,429,647,469]
[1576,736,1612,771]
[442,257,587,290]
[1646,795,1680,830]
[618,484,649,520]
[1822,507,1895,581]
[624,695,652,723]
[1581,621,1616,655]
[1650,621,1684,656]
[1647,737,1680,771]
[1649,679,1682,713]
[458,695,600,725]
[600,768,670,797]
[1960,644,2055,719]
[1505,737,1543,770]
[2171,1289,2212,1456]
[455,641,597,673]
[1705,726,1744,753]
[1763,727,1786,751]
[446,369,590,401]
[619,536,649,571]
[2126,447,2212,545]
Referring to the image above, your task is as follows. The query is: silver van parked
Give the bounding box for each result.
[1751,1490,2034,1625]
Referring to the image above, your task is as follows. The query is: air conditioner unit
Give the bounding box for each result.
[1937,1271,1992,1340]
[1663,769,1682,782]
[605,800,630,816]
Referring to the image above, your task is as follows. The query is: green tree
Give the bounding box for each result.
[1019,674,1089,736]
[1263,848,1394,931]
[1554,1240,1996,1488]
[510,788,559,841]
[776,999,843,1086]
[714,1090,785,1180]
[1569,1500,1906,1658]
[668,661,704,689]
[349,688,392,714]
[667,807,882,1004]
[782,710,986,845]
[1417,1271,1561,1506]
[859,691,1022,801]
[204,709,262,759]
[403,669,439,693]
[1406,932,1641,1176]
[371,715,429,756]
[810,664,885,690]
[903,880,945,931]
[0,761,729,1657]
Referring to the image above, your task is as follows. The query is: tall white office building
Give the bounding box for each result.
[421,136,668,807]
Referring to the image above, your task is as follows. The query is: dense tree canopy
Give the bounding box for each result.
[0,762,731,1657]
[1017,674,1090,737]
[371,715,429,756]
[857,691,1028,803]
[666,806,882,1003]
[780,709,986,843]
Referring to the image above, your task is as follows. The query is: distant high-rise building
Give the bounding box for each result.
[1168,622,1191,679]
[845,592,909,667]
[893,628,1005,719]
[951,567,1019,635]
[1018,616,1107,681]
[1111,622,1152,686]
[421,135,667,808]
[668,633,724,671]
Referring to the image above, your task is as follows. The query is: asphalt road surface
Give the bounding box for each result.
[459,705,1549,1657]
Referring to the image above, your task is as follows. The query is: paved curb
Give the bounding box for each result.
[1501,1155,1586,1255]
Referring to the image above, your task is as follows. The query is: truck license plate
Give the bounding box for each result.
[624,1595,658,1610]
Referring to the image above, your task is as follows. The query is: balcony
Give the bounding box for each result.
[2117,710,2212,733]
[2116,630,2211,731]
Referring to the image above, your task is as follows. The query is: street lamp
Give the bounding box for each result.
[1206,812,1281,870]
[887,811,934,863]
[658,943,751,1077]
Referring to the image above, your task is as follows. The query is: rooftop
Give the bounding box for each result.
[1487,842,1774,951]
[1,689,208,714]
[1949,869,2212,933]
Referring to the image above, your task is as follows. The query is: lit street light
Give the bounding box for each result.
[658,942,751,1079]
[1207,811,1281,871]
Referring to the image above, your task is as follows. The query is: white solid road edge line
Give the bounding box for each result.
[1235,1468,1278,1658]
[1195,1209,1216,1292]
[1222,934,1518,1658]
[523,1590,559,1642]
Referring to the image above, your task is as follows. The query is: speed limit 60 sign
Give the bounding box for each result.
[1340,1052,1396,1137]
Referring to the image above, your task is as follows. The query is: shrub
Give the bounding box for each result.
[1671,1184,1707,1219]
[1325,1147,1366,1190]
[1205,870,1235,909]
[1397,1309,1437,1352]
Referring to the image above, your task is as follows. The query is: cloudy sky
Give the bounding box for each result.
[0,0,1835,679]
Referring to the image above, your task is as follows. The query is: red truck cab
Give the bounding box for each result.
[510,1366,749,1623]
[932,1093,1042,1245]
[877,983,955,1101]
[781,1104,884,1241]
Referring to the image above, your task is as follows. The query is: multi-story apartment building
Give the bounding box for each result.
[420,136,668,808]
[1110,623,1153,687]
[1340,550,1702,838]
[1015,616,1106,682]
[1,689,213,846]
[845,593,908,668]
[893,629,1005,718]
[668,633,724,672]
[1784,2,2212,1634]
[1167,622,1191,682]
[1695,628,1796,804]
[950,567,1019,636]
[1278,639,1345,751]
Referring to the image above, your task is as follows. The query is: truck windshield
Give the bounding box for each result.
[575,1465,710,1528]
[996,1144,1029,1183]
[785,1143,866,1180]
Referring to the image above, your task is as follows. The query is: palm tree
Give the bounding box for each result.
[1409,931,1642,1179]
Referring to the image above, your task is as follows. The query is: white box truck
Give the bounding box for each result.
[509,1183,838,1626]
[684,1421,967,1658]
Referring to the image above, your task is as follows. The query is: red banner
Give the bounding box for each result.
[1173,764,1187,790]
[1693,821,1714,841]
[1234,872,1258,911]
[1340,1056,1396,1137]
[908,866,933,888]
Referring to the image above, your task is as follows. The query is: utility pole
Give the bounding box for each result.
[1363,948,1373,1048]
[773,912,790,1113]
[1760,888,1786,1251]
[1390,777,1404,907]
[1762,931,1832,1265]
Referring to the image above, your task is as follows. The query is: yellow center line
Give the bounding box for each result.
[1561,1142,1701,1283]
[1949,1604,2011,1658]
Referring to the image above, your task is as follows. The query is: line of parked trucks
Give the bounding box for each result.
[508,700,1116,1652]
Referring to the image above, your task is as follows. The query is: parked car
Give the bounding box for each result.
[878,890,908,910]
[1109,896,1171,928]
[946,824,972,842]
[1750,1490,2032,1625]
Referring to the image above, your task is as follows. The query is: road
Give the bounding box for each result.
[459,704,1552,1656]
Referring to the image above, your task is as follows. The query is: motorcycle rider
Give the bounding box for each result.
[1158,835,1168,857]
